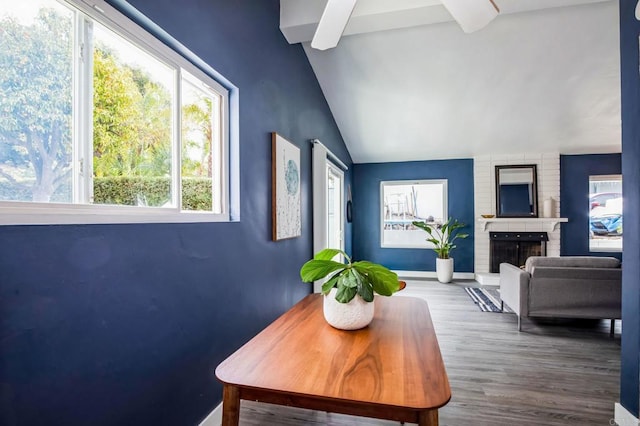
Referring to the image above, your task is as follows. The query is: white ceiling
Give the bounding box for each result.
[280,0,621,163]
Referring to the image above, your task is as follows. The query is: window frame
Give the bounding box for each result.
[588,174,622,253]
[0,0,231,225]
[380,179,448,249]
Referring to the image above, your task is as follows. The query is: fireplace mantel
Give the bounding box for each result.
[477,217,568,232]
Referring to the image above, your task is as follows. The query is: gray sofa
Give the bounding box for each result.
[499,256,622,332]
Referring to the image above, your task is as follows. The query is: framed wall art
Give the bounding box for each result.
[272,132,301,241]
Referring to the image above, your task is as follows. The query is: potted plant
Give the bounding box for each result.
[412,217,469,283]
[300,248,403,330]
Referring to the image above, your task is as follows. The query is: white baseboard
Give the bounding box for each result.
[393,270,476,280]
[199,403,222,426]
[615,403,640,426]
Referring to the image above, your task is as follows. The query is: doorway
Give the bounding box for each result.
[326,162,345,255]
[312,141,347,293]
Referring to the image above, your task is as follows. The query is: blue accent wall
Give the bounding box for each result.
[0,1,352,425]
[560,153,622,259]
[352,160,474,272]
[619,0,640,418]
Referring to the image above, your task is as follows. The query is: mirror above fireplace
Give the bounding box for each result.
[495,164,538,218]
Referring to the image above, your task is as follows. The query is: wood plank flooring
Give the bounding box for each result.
[237,280,621,425]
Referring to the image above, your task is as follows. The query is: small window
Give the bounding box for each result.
[181,72,222,213]
[380,180,447,248]
[589,175,622,252]
[91,20,175,208]
[0,0,230,224]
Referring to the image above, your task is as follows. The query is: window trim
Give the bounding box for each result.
[588,174,622,253]
[0,0,234,225]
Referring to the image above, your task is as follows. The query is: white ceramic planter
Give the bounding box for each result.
[436,258,454,283]
[323,288,375,330]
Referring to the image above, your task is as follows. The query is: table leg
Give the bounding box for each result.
[221,385,240,426]
[418,409,438,426]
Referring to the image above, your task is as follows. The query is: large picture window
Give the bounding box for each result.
[0,0,229,224]
[589,175,622,252]
[380,179,447,248]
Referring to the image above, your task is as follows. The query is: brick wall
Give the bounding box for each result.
[474,153,561,274]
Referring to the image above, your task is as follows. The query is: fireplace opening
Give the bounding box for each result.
[490,232,548,273]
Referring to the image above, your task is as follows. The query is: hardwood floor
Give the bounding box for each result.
[237,280,621,425]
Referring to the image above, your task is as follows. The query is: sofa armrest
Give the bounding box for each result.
[499,263,530,317]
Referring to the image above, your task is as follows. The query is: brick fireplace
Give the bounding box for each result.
[474,153,562,279]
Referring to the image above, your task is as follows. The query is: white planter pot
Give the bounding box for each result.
[436,258,454,283]
[323,288,375,330]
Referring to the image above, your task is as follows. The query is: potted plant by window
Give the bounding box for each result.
[300,248,404,330]
[412,218,468,283]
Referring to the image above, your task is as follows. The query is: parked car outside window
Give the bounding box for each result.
[589,192,622,210]
[589,195,622,236]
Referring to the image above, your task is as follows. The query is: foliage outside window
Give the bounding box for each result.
[589,175,622,252]
[380,180,448,248]
[0,0,229,224]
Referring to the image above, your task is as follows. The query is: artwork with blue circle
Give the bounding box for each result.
[285,160,299,195]
[272,133,301,240]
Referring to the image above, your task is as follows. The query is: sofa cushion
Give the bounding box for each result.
[524,256,620,273]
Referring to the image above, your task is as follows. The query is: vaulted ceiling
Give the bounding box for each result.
[280,0,620,163]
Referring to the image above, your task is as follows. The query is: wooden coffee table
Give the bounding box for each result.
[215,294,450,425]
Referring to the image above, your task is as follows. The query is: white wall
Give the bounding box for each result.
[304,1,620,163]
[474,153,561,274]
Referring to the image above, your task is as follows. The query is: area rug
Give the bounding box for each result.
[464,287,513,313]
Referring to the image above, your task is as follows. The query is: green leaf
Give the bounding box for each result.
[321,274,340,294]
[412,221,433,235]
[349,268,374,302]
[335,284,357,303]
[351,268,364,288]
[352,261,399,296]
[426,238,440,246]
[313,248,345,261]
[441,221,449,234]
[358,279,374,302]
[339,270,358,288]
[300,259,346,282]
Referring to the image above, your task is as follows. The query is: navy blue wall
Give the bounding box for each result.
[352,160,474,272]
[619,0,640,417]
[0,1,352,425]
[560,154,622,259]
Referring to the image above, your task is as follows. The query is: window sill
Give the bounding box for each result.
[0,202,229,226]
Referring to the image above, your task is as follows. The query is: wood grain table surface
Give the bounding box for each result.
[215,294,451,425]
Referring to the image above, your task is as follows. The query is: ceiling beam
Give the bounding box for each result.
[311,0,358,50]
[280,0,613,45]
